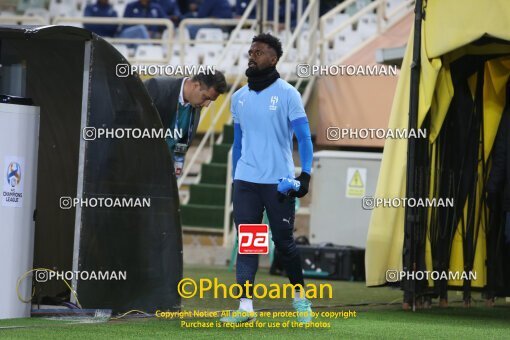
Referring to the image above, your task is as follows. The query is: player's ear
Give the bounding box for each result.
[271,56,278,67]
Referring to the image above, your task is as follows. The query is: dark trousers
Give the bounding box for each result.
[233,180,304,298]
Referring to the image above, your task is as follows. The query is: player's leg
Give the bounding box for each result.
[262,184,313,323]
[220,180,264,323]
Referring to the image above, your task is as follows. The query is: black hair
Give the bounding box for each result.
[191,71,227,94]
[252,33,283,60]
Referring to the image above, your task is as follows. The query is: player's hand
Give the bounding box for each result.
[289,172,310,198]
[277,177,300,202]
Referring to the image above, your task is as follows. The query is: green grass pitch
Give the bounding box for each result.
[1,265,509,339]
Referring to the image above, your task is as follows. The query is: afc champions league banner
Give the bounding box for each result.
[3,157,25,208]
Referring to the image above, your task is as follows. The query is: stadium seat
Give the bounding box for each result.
[357,13,378,40]
[17,0,47,12]
[325,48,338,64]
[324,13,349,35]
[334,28,363,59]
[227,50,248,75]
[279,62,295,77]
[113,3,126,17]
[168,52,181,67]
[195,28,224,55]
[228,30,252,66]
[386,0,404,11]
[298,30,316,60]
[112,44,129,59]
[196,28,224,42]
[134,45,164,61]
[23,8,51,24]
[49,4,78,19]
[49,0,79,18]
[285,47,298,62]
[180,47,200,66]
[202,49,220,67]
[232,29,255,44]
[216,52,238,74]
[161,29,171,57]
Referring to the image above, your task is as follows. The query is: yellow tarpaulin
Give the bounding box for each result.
[366,0,510,287]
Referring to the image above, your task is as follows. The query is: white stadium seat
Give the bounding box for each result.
[324,13,349,35]
[195,28,224,55]
[112,44,129,59]
[227,50,248,75]
[202,49,220,67]
[279,62,295,77]
[113,3,126,16]
[356,13,378,40]
[216,52,239,73]
[232,29,255,44]
[49,0,80,18]
[386,0,404,10]
[23,8,51,24]
[334,28,363,59]
[17,0,47,12]
[180,47,200,66]
[196,28,224,42]
[50,5,78,19]
[135,45,164,61]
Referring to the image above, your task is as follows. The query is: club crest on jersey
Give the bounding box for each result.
[269,96,278,111]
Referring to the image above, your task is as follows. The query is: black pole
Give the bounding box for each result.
[403,0,424,310]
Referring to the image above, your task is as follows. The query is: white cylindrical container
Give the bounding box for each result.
[0,98,40,319]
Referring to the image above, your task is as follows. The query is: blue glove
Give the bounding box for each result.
[278,177,301,196]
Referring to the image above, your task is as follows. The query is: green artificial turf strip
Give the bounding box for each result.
[2,308,510,339]
[1,265,509,339]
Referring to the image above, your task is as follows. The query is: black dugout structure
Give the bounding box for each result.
[401,2,510,306]
[0,25,182,313]
[365,0,510,309]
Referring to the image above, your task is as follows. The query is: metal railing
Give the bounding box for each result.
[222,148,233,246]
[52,17,175,63]
[319,0,414,64]
[177,17,258,67]
[0,15,47,25]
[175,0,258,192]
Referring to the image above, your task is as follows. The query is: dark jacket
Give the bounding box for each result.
[83,2,118,37]
[144,77,200,148]
[487,107,510,210]
[123,0,167,33]
[198,0,233,18]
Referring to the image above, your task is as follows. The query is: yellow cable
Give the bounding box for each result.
[18,269,153,319]
[16,268,82,309]
[111,309,152,320]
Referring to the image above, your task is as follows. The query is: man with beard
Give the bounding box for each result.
[220,33,313,324]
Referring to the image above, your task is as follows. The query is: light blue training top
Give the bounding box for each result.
[231,78,309,184]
